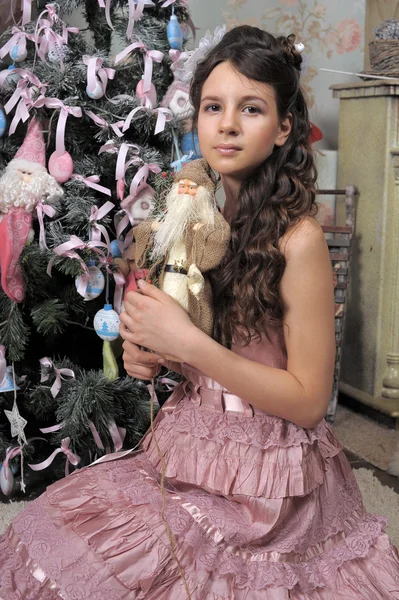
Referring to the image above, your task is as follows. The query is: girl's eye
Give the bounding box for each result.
[205,104,220,113]
[243,105,261,114]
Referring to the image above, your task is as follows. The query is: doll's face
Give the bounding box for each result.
[178,179,198,197]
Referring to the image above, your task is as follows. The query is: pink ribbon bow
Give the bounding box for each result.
[34,97,82,156]
[89,201,114,247]
[0,26,33,60]
[34,4,79,67]
[115,42,163,93]
[39,357,75,398]
[47,235,108,296]
[71,173,111,197]
[83,55,115,98]
[85,111,125,138]
[29,437,80,477]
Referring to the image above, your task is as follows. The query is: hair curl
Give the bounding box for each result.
[190,26,318,347]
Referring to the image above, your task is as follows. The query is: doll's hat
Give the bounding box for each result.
[174,158,216,193]
[13,118,46,171]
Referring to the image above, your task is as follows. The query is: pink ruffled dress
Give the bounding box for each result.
[1,328,399,599]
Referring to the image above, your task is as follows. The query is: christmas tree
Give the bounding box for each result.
[0,0,196,496]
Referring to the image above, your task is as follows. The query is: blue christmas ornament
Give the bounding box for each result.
[10,44,27,63]
[110,239,122,258]
[167,14,183,50]
[0,107,6,138]
[0,366,20,393]
[94,304,120,341]
[75,262,105,301]
[180,130,202,160]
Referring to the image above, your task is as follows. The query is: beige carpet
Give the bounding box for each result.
[334,405,399,471]
[0,468,398,549]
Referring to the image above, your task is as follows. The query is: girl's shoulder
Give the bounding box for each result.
[278,216,325,260]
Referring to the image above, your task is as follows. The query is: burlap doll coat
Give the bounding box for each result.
[134,210,230,336]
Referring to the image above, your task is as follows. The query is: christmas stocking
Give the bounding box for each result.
[0,208,32,302]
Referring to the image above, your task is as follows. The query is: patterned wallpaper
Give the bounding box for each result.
[189,0,366,149]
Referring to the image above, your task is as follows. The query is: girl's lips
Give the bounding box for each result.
[215,145,242,155]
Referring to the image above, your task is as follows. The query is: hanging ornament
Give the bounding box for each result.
[86,78,105,100]
[130,186,154,223]
[94,304,120,341]
[48,44,69,64]
[4,401,28,443]
[181,130,202,160]
[0,463,14,496]
[10,44,27,63]
[0,366,21,393]
[110,239,122,258]
[103,339,119,380]
[136,77,157,108]
[75,262,105,301]
[48,151,74,183]
[0,107,6,138]
[167,13,183,50]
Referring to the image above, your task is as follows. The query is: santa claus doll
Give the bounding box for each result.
[132,158,230,337]
[0,118,63,302]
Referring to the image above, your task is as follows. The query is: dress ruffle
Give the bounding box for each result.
[141,395,343,498]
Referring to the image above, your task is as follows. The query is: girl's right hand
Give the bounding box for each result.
[122,340,163,380]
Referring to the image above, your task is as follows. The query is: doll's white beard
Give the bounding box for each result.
[0,166,63,214]
[151,184,215,261]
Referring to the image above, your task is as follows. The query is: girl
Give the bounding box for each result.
[1,25,398,600]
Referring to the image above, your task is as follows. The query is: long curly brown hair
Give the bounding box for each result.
[190,26,318,347]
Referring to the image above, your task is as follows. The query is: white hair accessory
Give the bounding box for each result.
[181,25,226,83]
[295,42,305,53]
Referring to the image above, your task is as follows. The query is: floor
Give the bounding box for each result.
[344,448,399,494]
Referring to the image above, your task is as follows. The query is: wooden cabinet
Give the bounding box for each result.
[331,80,399,427]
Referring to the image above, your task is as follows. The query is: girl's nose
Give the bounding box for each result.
[218,110,240,135]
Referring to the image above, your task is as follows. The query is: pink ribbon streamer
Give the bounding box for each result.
[158,377,179,391]
[126,0,145,39]
[71,174,111,197]
[88,420,105,450]
[40,423,64,433]
[154,107,173,135]
[39,357,75,398]
[83,55,115,98]
[34,97,82,156]
[126,162,161,201]
[0,346,6,387]
[21,0,32,25]
[98,255,125,314]
[2,438,46,480]
[89,201,114,247]
[28,437,80,477]
[108,420,126,451]
[114,142,141,182]
[36,202,56,249]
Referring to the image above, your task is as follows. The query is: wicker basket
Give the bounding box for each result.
[369,39,399,72]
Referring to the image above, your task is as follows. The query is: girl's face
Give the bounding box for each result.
[197,61,292,184]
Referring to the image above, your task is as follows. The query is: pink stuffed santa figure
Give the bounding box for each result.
[0,118,63,302]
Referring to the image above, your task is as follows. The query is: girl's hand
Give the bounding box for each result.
[119,280,196,363]
[121,339,163,380]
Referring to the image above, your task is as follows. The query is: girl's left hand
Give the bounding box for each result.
[119,280,196,363]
